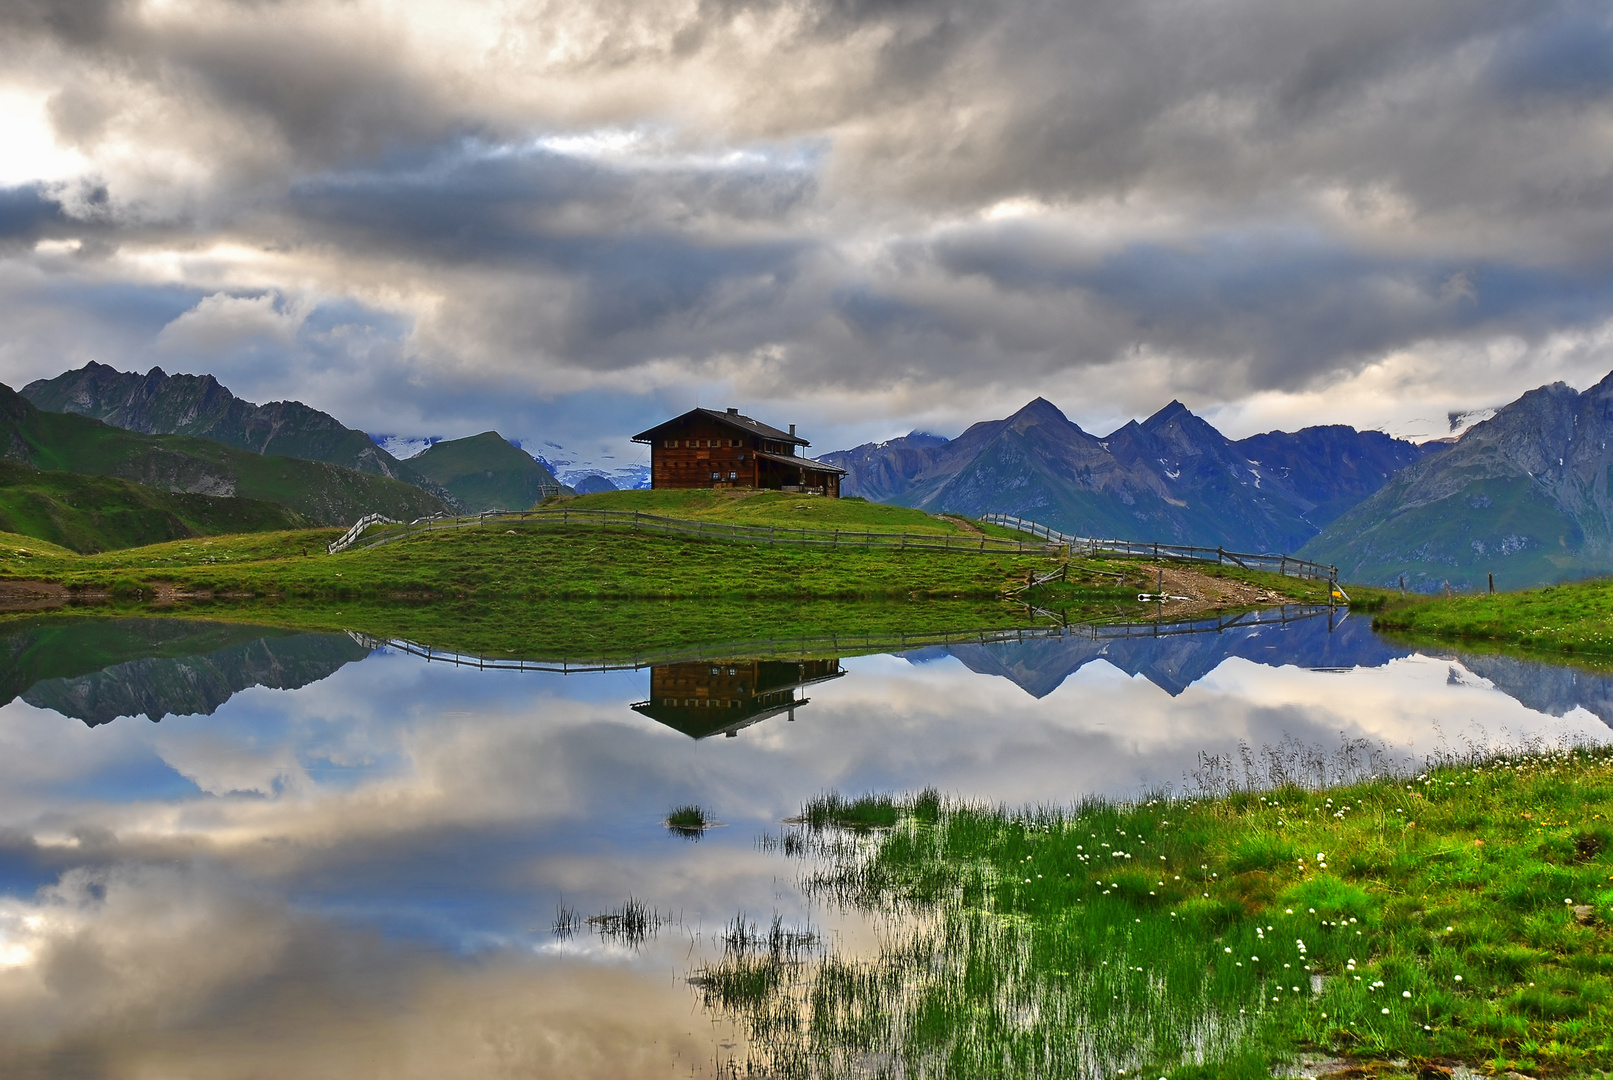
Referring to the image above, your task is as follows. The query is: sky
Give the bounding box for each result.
[3,0,1613,462]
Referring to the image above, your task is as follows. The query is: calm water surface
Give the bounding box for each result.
[1,610,1609,1078]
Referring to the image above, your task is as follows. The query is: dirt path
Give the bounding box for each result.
[0,580,209,612]
[0,581,75,611]
[938,515,983,535]
[1099,562,1313,618]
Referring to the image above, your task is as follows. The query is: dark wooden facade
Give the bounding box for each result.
[632,408,846,496]
[631,659,844,739]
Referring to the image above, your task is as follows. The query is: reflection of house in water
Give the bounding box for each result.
[632,659,844,738]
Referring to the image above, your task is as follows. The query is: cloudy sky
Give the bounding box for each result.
[3,0,1613,461]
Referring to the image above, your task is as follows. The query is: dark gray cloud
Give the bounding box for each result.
[1,0,1612,446]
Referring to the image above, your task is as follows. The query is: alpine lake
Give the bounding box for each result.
[2,602,1611,1079]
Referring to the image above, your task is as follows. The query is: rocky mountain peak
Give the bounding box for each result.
[1005,396,1073,428]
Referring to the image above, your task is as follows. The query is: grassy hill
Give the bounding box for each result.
[0,460,309,553]
[406,431,563,512]
[561,488,1008,535]
[1,382,447,527]
[1370,575,1613,666]
[0,490,1335,614]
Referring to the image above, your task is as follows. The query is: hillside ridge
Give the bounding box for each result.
[22,362,463,510]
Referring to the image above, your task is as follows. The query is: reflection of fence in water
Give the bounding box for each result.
[347,604,1342,674]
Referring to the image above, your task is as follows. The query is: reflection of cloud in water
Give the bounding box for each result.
[0,862,734,1079]
[0,620,1611,1076]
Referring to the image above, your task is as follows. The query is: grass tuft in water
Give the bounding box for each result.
[667,803,708,837]
[583,897,669,947]
[551,904,583,939]
[798,790,935,832]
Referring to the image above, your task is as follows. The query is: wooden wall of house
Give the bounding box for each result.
[649,417,800,490]
[651,419,754,489]
[645,415,840,495]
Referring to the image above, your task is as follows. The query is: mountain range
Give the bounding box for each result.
[21,363,578,516]
[22,362,463,508]
[0,381,447,531]
[822,398,1441,554]
[1299,370,1613,591]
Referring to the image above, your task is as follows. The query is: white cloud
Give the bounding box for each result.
[156,292,308,355]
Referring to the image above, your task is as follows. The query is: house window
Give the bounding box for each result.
[665,439,674,448]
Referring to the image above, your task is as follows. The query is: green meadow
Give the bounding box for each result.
[1373,578,1613,668]
[704,749,1613,1079]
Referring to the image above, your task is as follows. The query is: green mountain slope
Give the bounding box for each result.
[1299,373,1613,591]
[21,362,463,509]
[1,382,447,528]
[0,459,309,553]
[406,432,563,512]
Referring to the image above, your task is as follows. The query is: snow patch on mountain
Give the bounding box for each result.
[533,444,651,490]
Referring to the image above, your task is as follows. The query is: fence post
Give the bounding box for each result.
[1217,547,1223,565]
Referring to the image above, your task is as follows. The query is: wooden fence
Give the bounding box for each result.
[981,512,1339,582]
[324,505,1337,587]
[329,507,1067,556]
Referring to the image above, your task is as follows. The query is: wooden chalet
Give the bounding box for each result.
[632,408,846,496]
[631,659,844,739]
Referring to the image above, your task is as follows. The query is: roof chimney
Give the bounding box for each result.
[789,423,796,437]
[727,406,739,415]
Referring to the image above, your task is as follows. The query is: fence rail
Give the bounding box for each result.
[347,621,1078,673]
[331,507,1069,556]
[980,513,1338,582]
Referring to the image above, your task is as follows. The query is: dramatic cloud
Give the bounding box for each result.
[2,0,1613,450]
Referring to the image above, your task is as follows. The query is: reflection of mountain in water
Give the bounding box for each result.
[918,608,1400,698]
[2,617,371,725]
[914,607,1613,730]
[632,659,844,739]
[1446,652,1613,729]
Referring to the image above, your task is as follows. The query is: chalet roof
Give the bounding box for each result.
[632,408,810,447]
[753,449,847,475]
